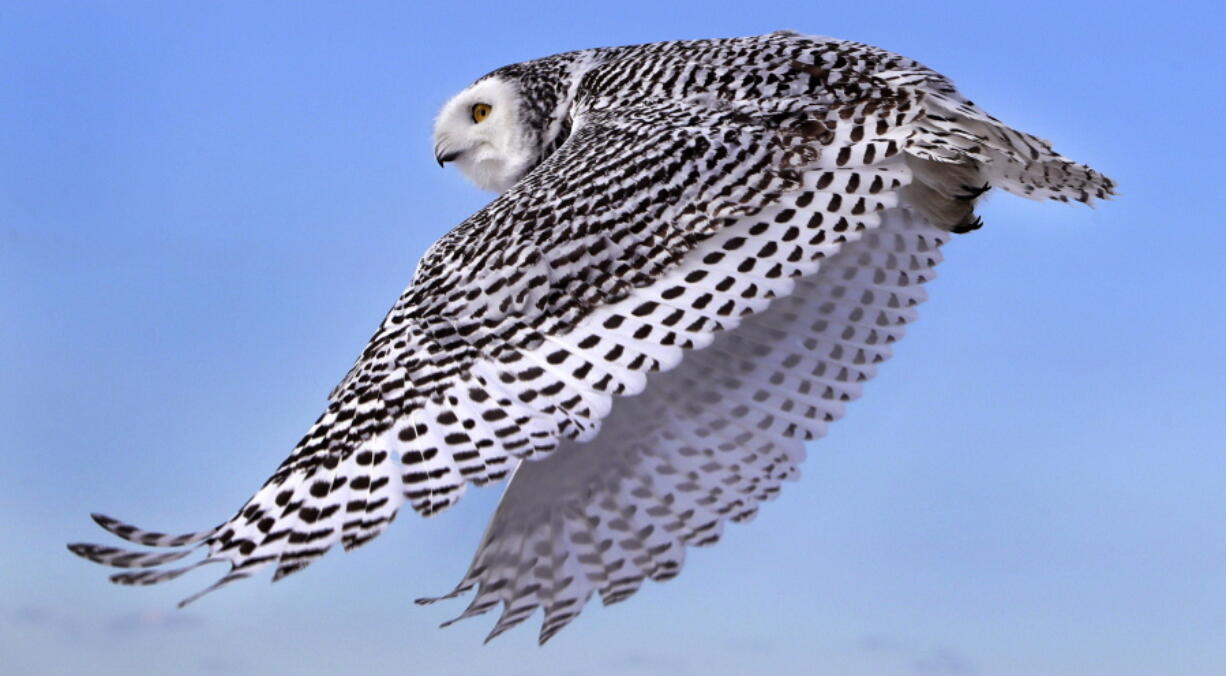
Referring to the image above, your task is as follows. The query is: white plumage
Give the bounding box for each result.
[69,31,1114,643]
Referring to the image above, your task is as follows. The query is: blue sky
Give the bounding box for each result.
[2,2,1223,675]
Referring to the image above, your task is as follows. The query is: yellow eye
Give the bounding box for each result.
[471,103,492,123]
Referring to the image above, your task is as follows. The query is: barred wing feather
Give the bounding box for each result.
[418,207,947,643]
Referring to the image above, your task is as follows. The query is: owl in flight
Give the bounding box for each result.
[70,31,1114,644]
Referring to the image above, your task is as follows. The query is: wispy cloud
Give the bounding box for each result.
[198,657,245,674]
[105,608,203,636]
[912,647,977,675]
[10,603,85,639]
[721,635,772,654]
[7,603,203,640]
[857,633,904,654]
[856,634,979,676]
[610,651,689,676]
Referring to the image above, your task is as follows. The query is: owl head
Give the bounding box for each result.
[432,75,541,193]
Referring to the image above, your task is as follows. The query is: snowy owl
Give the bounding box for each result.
[70,31,1114,644]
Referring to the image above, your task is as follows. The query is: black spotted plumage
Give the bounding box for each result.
[69,31,1114,642]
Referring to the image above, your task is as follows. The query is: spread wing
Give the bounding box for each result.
[69,40,1113,612]
[66,83,855,603]
[417,206,946,644]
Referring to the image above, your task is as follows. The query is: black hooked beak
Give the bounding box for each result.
[434,147,462,167]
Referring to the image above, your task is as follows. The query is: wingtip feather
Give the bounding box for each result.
[67,542,194,569]
[88,512,216,548]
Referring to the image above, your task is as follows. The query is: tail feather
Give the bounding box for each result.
[881,67,1116,211]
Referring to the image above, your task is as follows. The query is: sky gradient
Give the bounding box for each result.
[3,2,1223,675]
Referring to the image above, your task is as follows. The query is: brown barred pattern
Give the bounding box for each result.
[69,31,1113,637]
